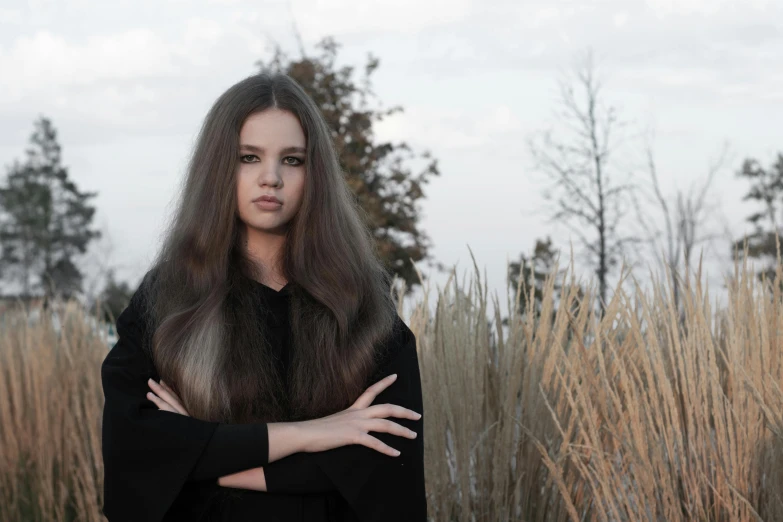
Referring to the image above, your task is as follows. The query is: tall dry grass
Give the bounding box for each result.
[1,247,782,521]
[408,246,783,522]
[0,301,106,521]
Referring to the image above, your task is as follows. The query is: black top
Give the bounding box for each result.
[100,270,427,522]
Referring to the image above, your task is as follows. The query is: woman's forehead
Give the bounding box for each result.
[240,109,305,149]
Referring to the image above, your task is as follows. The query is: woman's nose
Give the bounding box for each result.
[257,162,281,185]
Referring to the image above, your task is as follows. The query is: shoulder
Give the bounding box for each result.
[371,313,417,376]
[383,313,416,352]
[124,266,159,316]
[393,313,416,347]
[116,266,161,351]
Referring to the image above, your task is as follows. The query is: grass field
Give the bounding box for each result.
[1,249,782,521]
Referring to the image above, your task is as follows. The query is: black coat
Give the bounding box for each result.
[100,271,427,521]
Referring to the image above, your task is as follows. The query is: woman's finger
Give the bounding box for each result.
[148,379,189,416]
[159,381,188,410]
[357,433,401,457]
[364,403,422,421]
[148,379,181,412]
[366,418,417,439]
[146,391,177,414]
[350,374,397,409]
[160,382,191,416]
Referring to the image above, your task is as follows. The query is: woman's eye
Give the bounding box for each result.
[240,155,258,163]
[284,157,304,166]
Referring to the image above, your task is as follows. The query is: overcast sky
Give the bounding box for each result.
[1,0,781,318]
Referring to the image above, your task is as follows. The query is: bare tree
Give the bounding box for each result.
[528,50,640,315]
[635,138,732,321]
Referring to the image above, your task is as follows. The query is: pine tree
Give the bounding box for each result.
[506,237,586,347]
[507,237,573,321]
[731,153,783,285]
[0,116,101,300]
[92,268,134,323]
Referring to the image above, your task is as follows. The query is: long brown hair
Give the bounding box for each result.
[136,73,398,424]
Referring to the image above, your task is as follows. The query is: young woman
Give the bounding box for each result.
[100,73,426,522]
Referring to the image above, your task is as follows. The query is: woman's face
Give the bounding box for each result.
[236,108,306,235]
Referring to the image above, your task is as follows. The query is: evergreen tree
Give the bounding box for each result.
[506,236,585,327]
[731,153,783,285]
[0,116,101,300]
[92,268,134,323]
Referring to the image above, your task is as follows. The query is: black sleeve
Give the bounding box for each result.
[187,422,270,482]
[264,316,427,520]
[263,451,336,494]
[100,273,270,522]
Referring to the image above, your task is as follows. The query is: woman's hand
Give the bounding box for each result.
[147,378,190,416]
[296,373,422,457]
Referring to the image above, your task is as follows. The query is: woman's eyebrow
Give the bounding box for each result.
[240,144,306,154]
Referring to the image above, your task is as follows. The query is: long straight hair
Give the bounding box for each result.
[137,73,398,423]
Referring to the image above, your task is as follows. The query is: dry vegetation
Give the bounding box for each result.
[0,301,106,521]
[2,249,782,521]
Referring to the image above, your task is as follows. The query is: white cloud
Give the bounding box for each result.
[0,7,23,25]
[645,0,772,16]
[0,16,233,98]
[478,105,523,135]
[531,6,562,27]
[375,103,525,152]
[289,0,473,37]
[0,29,180,98]
[376,106,483,149]
[0,15,258,134]
[613,12,629,27]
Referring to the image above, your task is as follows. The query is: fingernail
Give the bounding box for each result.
[390,374,397,379]
[393,449,401,456]
[147,392,153,399]
[415,413,422,419]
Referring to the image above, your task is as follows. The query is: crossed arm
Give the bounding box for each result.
[147,371,414,495]
[147,378,339,493]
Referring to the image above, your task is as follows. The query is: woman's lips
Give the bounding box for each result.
[254,200,282,210]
